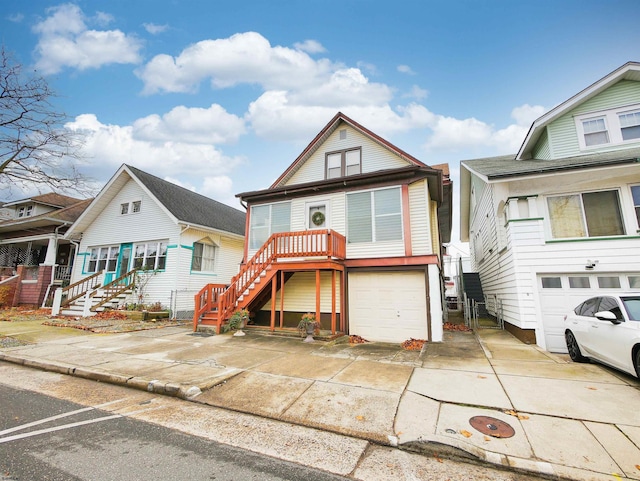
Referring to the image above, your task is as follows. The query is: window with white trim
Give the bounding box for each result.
[547,190,625,239]
[576,104,640,149]
[87,245,119,273]
[120,200,142,215]
[17,205,33,218]
[632,185,640,229]
[191,240,217,272]
[133,241,167,270]
[249,202,291,249]
[326,148,361,179]
[346,187,402,243]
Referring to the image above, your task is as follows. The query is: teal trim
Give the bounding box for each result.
[167,244,178,249]
[507,217,544,223]
[181,245,194,250]
[189,271,218,277]
[546,235,640,244]
[77,252,90,257]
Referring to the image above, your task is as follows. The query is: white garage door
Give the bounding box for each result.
[538,273,640,353]
[348,271,428,343]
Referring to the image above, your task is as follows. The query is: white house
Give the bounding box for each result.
[460,62,640,352]
[195,112,453,343]
[63,164,246,318]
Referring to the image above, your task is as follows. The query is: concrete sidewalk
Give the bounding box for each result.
[1,318,639,481]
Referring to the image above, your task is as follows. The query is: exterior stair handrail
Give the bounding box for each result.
[90,268,138,311]
[60,270,104,307]
[193,229,346,330]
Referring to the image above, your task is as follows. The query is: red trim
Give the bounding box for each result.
[344,255,439,268]
[401,184,412,256]
[270,112,429,188]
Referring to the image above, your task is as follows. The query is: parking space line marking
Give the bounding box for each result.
[0,398,126,437]
[0,414,122,443]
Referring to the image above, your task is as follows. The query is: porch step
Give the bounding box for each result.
[242,326,346,342]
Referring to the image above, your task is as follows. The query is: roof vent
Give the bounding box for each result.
[340,129,347,140]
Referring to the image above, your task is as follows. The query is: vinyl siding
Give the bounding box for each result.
[548,80,640,159]
[469,165,640,336]
[408,180,432,255]
[532,128,551,159]
[285,125,411,186]
[71,179,245,313]
[261,271,342,312]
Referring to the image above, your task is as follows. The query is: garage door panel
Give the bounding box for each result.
[349,271,428,344]
[538,273,640,353]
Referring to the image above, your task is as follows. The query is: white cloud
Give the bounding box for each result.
[136,31,338,94]
[32,4,142,74]
[132,104,246,144]
[143,22,169,35]
[293,39,325,54]
[7,13,24,23]
[397,64,415,75]
[65,113,245,187]
[511,103,546,126]
[404,85,428,100]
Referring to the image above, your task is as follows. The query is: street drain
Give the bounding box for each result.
[469,416,515,438]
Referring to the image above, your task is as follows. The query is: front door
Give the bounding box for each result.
[117,243,133,281]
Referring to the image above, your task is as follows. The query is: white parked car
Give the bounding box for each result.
[564,293,640,378]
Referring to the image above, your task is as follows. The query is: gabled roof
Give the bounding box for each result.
[2,192,84,208]
[68,165,246,238]
[0,198,92,233]
[271,111,430,187]
[517,62,640,160]
[462,146,640,180]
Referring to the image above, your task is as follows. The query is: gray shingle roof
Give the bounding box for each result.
[462,147,640,179]
[126,165,246,236]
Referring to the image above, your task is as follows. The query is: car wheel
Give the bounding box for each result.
[565,330,588,363]
[635,349,640,378]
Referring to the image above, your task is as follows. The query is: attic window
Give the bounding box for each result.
[17,205,33,218]
[120,200,142,215]
[339,129,347,140]
[326,147,361,179]
[576,104,640,150]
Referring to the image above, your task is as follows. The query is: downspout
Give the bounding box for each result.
[174,224,192,317]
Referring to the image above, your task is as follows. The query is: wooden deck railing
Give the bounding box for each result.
[193,283,227,329]
[60,270,104,307]
[193,230,346,329]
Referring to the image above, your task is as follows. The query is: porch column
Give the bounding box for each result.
[315,270,321,324]
[43,236,57,266]
[270,278,277,332]
[331,270,336,334]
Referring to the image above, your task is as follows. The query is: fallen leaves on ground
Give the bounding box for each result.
[443,322,471,331]
[41,316,188,333]
[401,338,426,350]
[349,335,368,344]
[355,415,365,421]
[504,410,530,420]
[460,430,473,438]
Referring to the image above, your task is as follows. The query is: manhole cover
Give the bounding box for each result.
[469,416,515,438]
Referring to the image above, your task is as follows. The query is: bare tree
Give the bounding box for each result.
[0,47,88,196]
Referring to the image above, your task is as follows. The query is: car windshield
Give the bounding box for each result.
[621,297,640,320]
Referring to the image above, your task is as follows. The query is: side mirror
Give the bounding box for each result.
[595,311,622,324]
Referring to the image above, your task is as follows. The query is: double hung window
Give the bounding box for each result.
[576,104,640,149]
[191,241,217,272]
[631,185,640,229]
[547,190,624,239]
[346,187,402,243]
[326,148,361,179]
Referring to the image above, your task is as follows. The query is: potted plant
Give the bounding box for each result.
[298,312,320,342]
[229,308,249,336]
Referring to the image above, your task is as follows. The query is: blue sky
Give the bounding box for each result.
[3,0,640,242]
